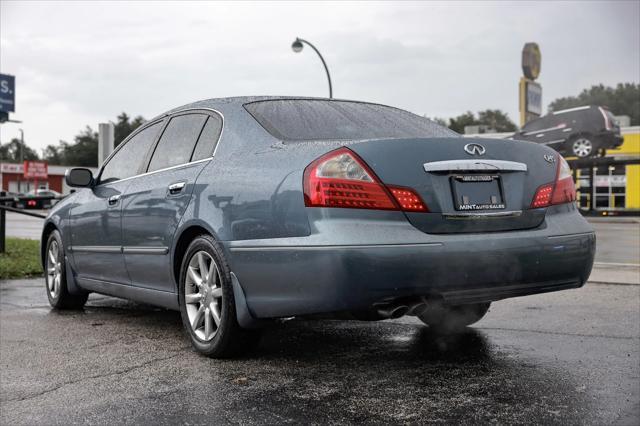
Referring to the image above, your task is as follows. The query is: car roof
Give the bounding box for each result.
[551,105,596,115]
[153,96,394,121]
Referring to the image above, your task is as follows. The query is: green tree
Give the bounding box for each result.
[548,83,640,125]
[447,110,517,133]
[114,112,146,147]
[41,112,146,166]
[448,111,479,133]
[41,144,63,165]
[42,127,98,167]
[477,109,517,132]
[0,138,39,162]
[62,126,99,167]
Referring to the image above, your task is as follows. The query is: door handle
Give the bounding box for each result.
[168,182,186,195]
[108,195,121,206]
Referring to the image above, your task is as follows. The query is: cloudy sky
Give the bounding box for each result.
[1,0,638,153]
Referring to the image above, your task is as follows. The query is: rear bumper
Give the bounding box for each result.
[226,204,595,319]
[598,131,624,149]
[438,280,583,305]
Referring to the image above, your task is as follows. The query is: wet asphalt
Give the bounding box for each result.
[1,275,638,425]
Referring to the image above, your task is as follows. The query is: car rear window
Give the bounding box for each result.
[244,99,458,142]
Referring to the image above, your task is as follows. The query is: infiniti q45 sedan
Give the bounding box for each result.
[43,97,595,357]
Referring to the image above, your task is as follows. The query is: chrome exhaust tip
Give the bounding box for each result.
[377,305,409,319]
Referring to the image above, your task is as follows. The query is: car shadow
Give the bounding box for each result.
[58,297,492,364]
[236,318,494,366]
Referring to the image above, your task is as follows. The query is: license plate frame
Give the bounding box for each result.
[451,174,506,211]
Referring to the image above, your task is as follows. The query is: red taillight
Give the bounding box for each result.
[305,178,397,209]
[531,183,553,208]
[27,200,36,207]
[599,107,612,130]
[388,186,428,212]
[531,156,576,208]
[303,147,428,212]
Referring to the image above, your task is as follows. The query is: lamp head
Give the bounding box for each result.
[291,38,304,53]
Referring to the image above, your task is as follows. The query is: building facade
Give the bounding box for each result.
[0,163,99,195]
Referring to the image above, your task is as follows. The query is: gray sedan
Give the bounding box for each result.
[41,97,595,357]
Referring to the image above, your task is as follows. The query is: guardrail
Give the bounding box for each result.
[10,195,61,210]
[0,198,49,253]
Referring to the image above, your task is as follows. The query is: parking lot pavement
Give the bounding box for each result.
[589,220,640,266]
[4,210,46,240]
[0,274,638,425]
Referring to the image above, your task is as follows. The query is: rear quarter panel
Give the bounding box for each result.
[185,104,317,241]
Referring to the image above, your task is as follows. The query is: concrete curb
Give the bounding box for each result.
[588,281,639,286]
[586,217,640,224]
[588,264,640,286]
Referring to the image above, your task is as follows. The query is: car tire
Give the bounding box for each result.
[417,302,490,334]
[569,135,596,158]
[45,230,89,310]
[178,234,261,358]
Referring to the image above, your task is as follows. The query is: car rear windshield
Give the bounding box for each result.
[244,99,459,142]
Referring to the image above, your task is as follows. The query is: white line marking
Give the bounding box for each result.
[594,262,640,267]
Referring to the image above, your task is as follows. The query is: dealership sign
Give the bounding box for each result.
[23,161,48,179]
[519,43,542,126]
[526,81,542,115]
[521,43,541,80]
[1,163,23,173]
[0,73,15,112]
[595,175,626,187]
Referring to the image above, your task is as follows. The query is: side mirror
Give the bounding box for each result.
[65,168,94,188]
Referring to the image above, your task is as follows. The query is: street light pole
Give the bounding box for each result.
[291,37,333,98]
[18,129,24,193]
[19,128,24,163]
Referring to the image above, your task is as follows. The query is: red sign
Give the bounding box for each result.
[23,161,48,179]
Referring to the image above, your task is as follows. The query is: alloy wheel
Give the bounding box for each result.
[184,251,223,341]
[46,240,62,299]
[572,138,593,158]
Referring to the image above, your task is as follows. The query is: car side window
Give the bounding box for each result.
[147,114,208,172]
[100,122,162,184]
[547,114,562,127]
[522,117,546,133]
[191,115,223,161]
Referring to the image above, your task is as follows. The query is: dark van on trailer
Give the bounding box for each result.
[511,105,623,158]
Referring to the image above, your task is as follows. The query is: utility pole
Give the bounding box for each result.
[18,129,24,192]
[19,128,24,163]
[98,123,115,167]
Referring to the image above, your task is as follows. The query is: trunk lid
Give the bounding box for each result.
[348,137,558,234]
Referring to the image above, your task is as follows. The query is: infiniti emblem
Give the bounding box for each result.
[464,143,486,156]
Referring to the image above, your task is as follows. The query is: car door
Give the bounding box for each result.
[518,117,547,143]
[69,121,164,284]
[121,111,223,292]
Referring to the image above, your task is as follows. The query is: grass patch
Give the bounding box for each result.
[0,238,42,279]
